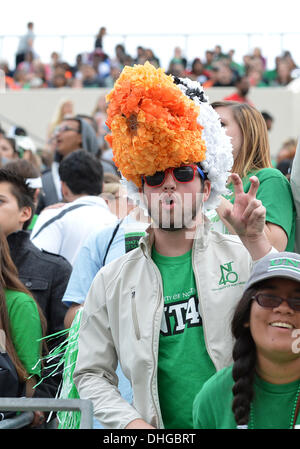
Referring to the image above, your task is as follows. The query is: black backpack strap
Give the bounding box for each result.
[32,203,89,239]
[103,219,124,266]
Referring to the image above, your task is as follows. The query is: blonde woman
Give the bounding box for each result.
[47,98,74,140]
[210,101,296,251]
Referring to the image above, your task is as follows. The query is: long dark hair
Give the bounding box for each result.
[231,284,265,426]
[0,227,47,381]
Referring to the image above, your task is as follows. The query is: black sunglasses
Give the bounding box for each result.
[253,293,300,312]
[143,165,205,188]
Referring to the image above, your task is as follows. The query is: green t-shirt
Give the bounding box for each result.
[193,365,300,429]
[152,247,216,429]
[263,69,278,82]
[208,168,296,251]
[5,288,42,377]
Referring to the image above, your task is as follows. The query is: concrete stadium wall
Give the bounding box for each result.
[0,87,299,157]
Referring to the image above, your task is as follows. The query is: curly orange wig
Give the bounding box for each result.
[105,62,206,187]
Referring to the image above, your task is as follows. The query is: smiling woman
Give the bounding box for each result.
[193,251,300,429]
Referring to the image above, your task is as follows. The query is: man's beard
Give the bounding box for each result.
[146,192,204,232]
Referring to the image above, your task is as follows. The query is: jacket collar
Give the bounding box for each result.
[7,230,32,260]
[7,230,31,246]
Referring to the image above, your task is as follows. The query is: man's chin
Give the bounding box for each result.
[56,147,64,155]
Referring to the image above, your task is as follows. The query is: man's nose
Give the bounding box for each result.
[163,171,176,190]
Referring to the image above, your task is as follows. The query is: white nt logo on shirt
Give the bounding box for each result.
[160,295,202,336]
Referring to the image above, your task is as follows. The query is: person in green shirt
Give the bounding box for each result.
[210,101,296,252]
[0,227,47,426]
[193,251,300,429]
[73,62,274,430]
[152,247,216,428]
[4,288,43,379]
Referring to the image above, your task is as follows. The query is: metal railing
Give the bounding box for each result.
[0,397,93,429]
[0,411,34,429]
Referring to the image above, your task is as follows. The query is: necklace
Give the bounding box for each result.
[245,382,300,430]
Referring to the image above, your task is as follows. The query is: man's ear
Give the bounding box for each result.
[61,181,67,197]
[61,181,71,201]
[20,206,32,224]
[202,180,211,203]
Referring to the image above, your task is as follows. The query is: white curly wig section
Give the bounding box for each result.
[175,77,234,210]
[121,76,233,212]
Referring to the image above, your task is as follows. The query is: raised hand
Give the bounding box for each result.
[222,173,266,239]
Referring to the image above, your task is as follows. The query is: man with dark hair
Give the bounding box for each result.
[5,158,44,230]
[261,111,274,131]
[55,118,84,159]
[37,116,100,212]
[59,148,104,196]
[31,150,116,265]
[0,168,71,353]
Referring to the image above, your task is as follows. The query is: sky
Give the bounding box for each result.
[0,0,300,69]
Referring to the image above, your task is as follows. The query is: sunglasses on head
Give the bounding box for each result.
[253,293,300,312]
[55,125,80,135]
[143,165,205,188]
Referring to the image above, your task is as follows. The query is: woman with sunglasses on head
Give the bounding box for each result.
[210,101,296,252]
[193,251,300,429]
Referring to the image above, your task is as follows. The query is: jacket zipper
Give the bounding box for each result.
[131,288,141,340]
[148,258,165,429]
[192,244,218,371]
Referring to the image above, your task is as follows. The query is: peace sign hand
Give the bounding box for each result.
[222,173,266,239]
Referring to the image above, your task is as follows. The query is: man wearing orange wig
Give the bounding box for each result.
[74,62,275,429]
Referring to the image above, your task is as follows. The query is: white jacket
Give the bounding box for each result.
[290,137,300,253]
[73,222,256,429]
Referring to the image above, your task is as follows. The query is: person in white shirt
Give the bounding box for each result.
[31,150,117,265]
[16,22,35,68]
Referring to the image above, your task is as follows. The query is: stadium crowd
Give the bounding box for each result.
[0,23,299,91]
